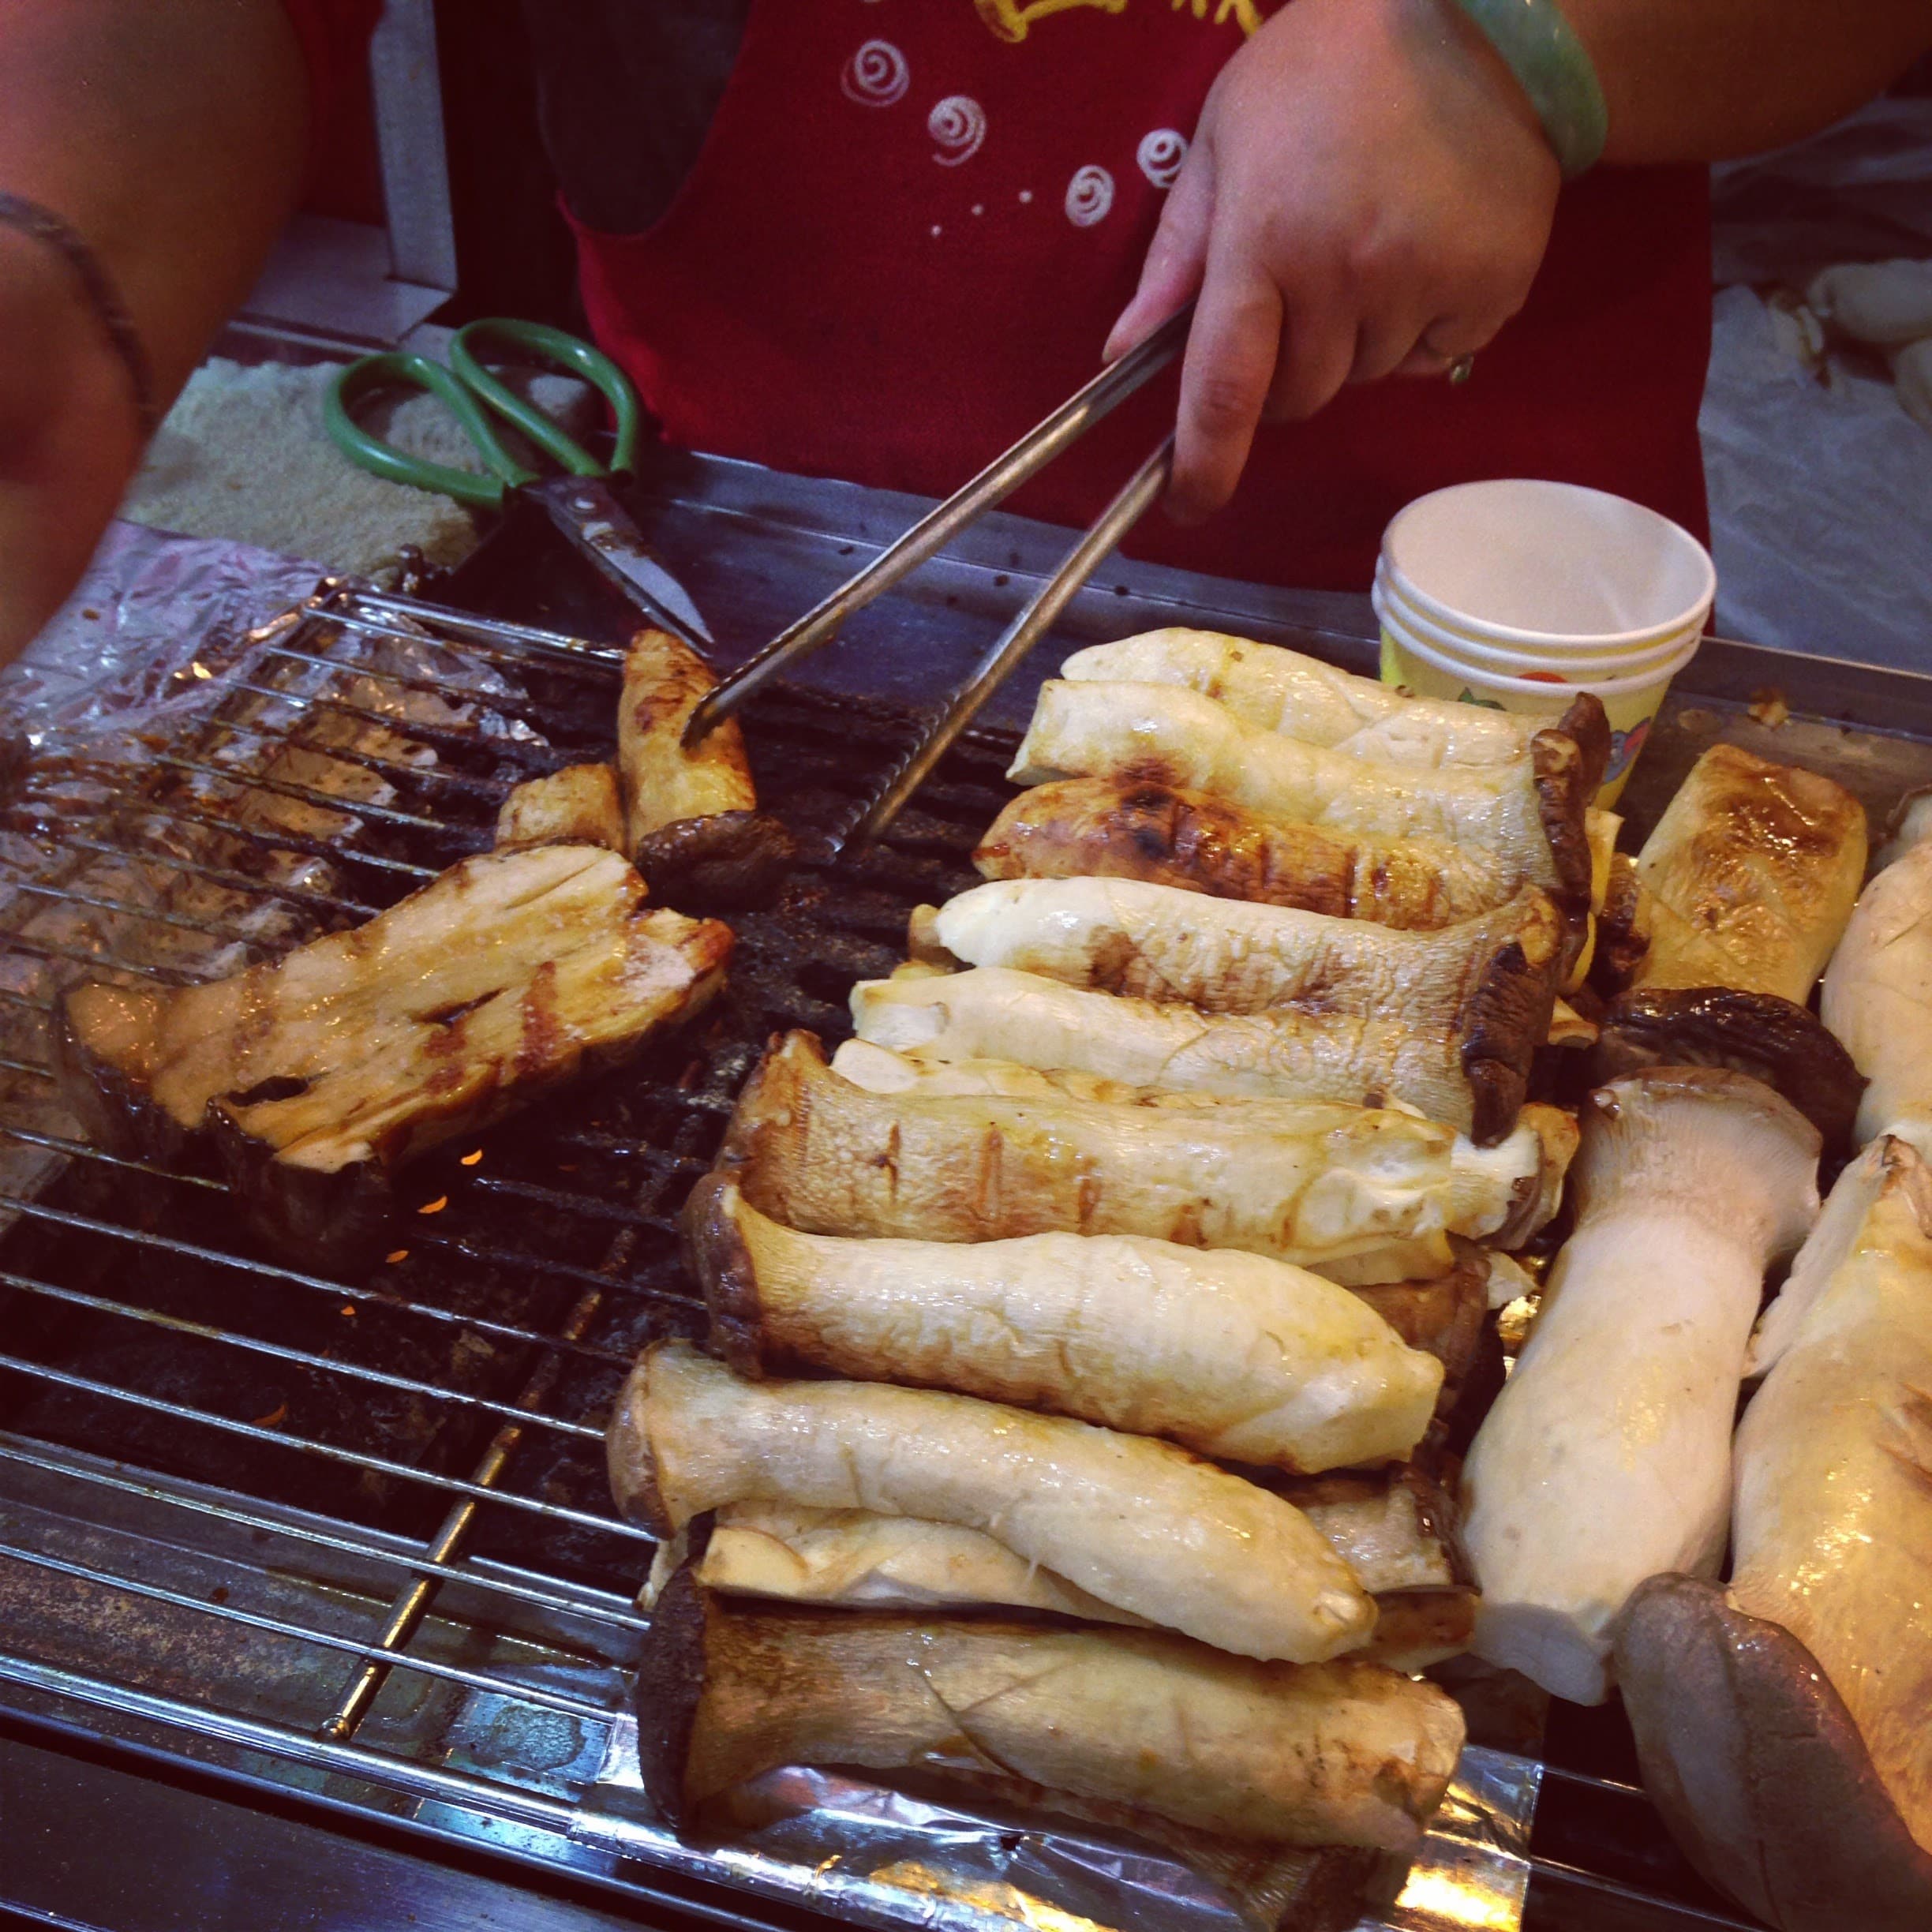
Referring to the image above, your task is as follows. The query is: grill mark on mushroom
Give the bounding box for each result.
[849,964,1533,1143]
[724,1032,1569,1281]
[684,1173,1444,1472]
[616,627,796,910]
[607,1339,1376,1662]
[975,778,1519,930]
[1007,680,1599,924]
[1633,743,1866,1006]
[55,844,732,1271]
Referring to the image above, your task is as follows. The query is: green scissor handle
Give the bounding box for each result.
[322,319,645,512]
[448,319,643,479]
[324,351,531,510]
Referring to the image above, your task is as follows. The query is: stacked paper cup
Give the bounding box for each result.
[1374,480,1716,806]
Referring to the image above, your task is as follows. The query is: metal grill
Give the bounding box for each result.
[0,582,1028,1923]
[0,571,1800,1932]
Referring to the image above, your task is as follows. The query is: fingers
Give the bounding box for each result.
[1105,144,1216,364]
[1390,299,1516,378]
[1167,238,1286,524]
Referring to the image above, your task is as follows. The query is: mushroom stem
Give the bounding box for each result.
[638,1568,1465,1855]
[1458,1068,1820,1704]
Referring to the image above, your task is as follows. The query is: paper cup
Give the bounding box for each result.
[1373,566,1693,683]
[1380,604,1694,808]
[1382,480,1716,650]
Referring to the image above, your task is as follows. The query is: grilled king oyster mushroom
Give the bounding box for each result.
[1614,1136,1932,1932]
[974,776,1525,929]
[724,1031,1571,1283]
[1592,986,1866,1152]
[1822,800,1932,1153]
[1059,630,1610,783]
[1460,1068,1820,1704]
[1008,679,1600,927]
[641,1462,1474,1671]
[685,1172,1444,1472]
[928,879,1564,1045]
[493,762,626,853]
[618,627,796,909]
[54,845,732,1271]
[850,962,1538,1144]
[636,1566,1466,1857]
[608,1339,1376,1662]
[1631,742,1866,1006]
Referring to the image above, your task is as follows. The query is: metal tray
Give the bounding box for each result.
[0,451,1926,1932]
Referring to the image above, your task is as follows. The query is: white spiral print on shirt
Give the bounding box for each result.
[1136,128,1189,190]
[927,95,987,166]
[1064,164,1114,227]
[841,39,909,107]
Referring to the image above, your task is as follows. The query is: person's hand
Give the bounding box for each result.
[0,227,142,665]
[1106,0,1562,523]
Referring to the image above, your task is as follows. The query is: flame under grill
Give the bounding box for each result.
[0,584,1762,1930]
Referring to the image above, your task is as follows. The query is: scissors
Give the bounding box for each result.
[324,317,712,646]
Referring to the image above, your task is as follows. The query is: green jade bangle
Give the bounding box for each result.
[1452,0,1609,178]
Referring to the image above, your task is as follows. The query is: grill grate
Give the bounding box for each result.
[0,582,1768,1932]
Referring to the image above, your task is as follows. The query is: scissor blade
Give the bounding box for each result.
[526,475,713,646]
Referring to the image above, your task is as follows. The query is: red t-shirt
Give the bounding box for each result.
[289,0,1711,593]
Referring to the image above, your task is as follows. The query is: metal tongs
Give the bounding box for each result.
[682,306,1193,850]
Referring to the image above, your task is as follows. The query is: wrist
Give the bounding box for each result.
[1438,0,1608,177]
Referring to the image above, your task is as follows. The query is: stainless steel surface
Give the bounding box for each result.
[3,460,1929,1932]
[527,474,714,646]
[846,434,1174,849]
[683,305,1193,745]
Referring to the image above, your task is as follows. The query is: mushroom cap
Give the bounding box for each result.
[1591,987,1865,1153]
[1615,1573,1932,1932]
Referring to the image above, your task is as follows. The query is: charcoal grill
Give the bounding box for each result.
[2,455,1927,1932]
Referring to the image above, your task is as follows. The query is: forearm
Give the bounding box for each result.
[0,0,309,662]
[1556,0,1932,165]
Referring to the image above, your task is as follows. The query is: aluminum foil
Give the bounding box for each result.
[0,523,541,1220]
[581,1715,1539,1932]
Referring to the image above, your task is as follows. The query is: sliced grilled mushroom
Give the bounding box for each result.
[1459,1068,1820,1703]
[608,1339,1376,1661]
[493,762,625,853]
[638,1567,1465,1854]
[618,627,796,909]
[1060,629,1610,787]
[850,964,1535,1144]
[1008,679,1598,923]
[1632,743,1866,1005]
[687,1174,1443,1471]
[1593,987,1866,1152]
[973,776,1522,928]
[1613,1136,1932,1930]
[726,1032,1567,1283]
[664,1460,1462,1608]
[650,1471,1475,1673]
[1822,829,1932,1152]
[55,846,732,1271]
[929,878,1565,1051]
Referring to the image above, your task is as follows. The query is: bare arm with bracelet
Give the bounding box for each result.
[1109,0,1932,522]
[0,0,309,665]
